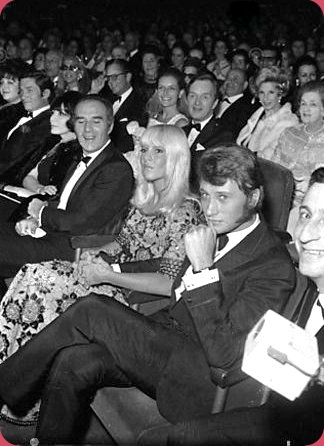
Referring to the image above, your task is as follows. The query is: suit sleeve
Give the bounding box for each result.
[41,160,133,235]
[181,247,296,369]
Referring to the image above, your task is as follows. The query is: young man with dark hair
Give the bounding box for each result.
[0,70,54,184]
[140,167,324,446]
[0,145,295,444]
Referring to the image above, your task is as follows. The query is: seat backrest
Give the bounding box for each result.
[258,157,294,231]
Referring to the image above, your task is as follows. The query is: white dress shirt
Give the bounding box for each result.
[187,114,214,148]
[57,142,109,210]
[305,294,324,336]
[7,104,50,140]
[35,140,111,237]
[113,87,133,116]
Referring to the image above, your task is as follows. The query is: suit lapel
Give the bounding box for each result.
[114,91,134,120]
[67,144,113,203]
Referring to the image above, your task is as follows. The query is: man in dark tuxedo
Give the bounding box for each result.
[106,59,146,153]
[0,70,54,185]
[139,168,324,446]
[182,72,233,191]
[216,68,261,139]
[0,145,295,444]
[0,95,133,279]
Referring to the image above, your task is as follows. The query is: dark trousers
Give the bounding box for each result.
[0,222,74,277]
[0,294,211,444]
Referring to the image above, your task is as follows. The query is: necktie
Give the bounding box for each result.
[188,122,201,132]
[217,234,229,251]
[317,300,324,319]
[81,155,91,165]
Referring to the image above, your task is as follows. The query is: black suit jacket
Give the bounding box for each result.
[0,101,25,148]
[41,142,134,236]
[153,219,296,422]
[217,94,261,139]
[0,109,52,185]
[183,116,234,192]
[110,90,146,153]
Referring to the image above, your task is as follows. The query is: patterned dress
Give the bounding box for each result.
[0,198,200,422]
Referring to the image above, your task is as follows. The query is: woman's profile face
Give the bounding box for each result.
[140,142,167,184]
[258,81,281,112]
[61,58,80,84]
[299,91,324,125]
[298,64,317,86]
[157,75,181,107]
[50,104,71,135]
[0,76,20,103]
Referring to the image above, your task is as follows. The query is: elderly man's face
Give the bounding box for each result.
[295,182,324,289]
[74,99,112,154]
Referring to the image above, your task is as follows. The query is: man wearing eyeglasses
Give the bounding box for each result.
[105,59,146,153]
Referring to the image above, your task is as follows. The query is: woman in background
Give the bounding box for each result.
[147,68,188,127]
[237,66,298,160]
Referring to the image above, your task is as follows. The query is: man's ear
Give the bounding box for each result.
[108,121,114,135]
[243,80,248,91]
[42,88,51,100]
[126,72,132,84]
[248,188,261,209]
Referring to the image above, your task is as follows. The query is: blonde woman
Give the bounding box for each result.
[0,125,200,424]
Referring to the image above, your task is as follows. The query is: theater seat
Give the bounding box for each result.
[258,157,294,231]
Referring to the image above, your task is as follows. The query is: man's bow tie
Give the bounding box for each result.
[80,155,91,165]
[113,95,122,103]
[317,299,324,319]
[23,111,33,118]
[217,234,229,251]
[222,97,231,104]
[188,122,201,132]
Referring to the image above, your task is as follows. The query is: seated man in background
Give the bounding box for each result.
[139,167,324,446]
[0,94,133,281]
[0,70,54,186]
[182,72,233,191]
[0,145,295,444]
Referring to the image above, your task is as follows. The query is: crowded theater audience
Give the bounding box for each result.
[0,0,321,444]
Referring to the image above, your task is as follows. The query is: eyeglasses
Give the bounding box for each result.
[61,64,79,72]
[105,72,127,82]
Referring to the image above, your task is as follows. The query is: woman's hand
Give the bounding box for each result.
[78,252,113,286]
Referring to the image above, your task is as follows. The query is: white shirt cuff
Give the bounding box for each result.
[182,268,219,291]
[111,263,121,273]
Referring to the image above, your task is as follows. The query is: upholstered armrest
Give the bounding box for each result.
[210,364,248,388]
[70,234,116,249]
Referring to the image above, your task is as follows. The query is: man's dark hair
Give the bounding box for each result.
[293,55,319,78]
[20,69,55,102]
[187,71,218,98]
[198,144,264,207]
[309,167,324,186]
[72,94,114,126]
[51,91,83,131]
[105,58,132,75]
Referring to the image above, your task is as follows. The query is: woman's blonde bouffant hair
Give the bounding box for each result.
[131,124,191,215]
[255,66,290,97]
